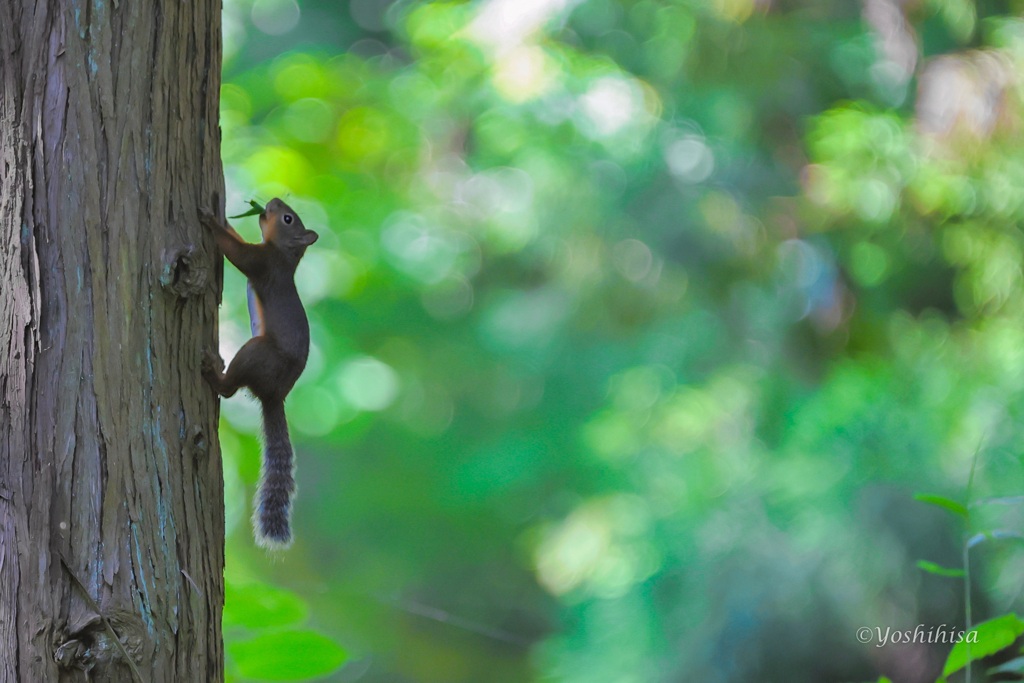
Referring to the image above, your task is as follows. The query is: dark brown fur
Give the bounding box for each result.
[200,198,318,548]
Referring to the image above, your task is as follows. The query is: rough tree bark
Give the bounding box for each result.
[1,1,226,681]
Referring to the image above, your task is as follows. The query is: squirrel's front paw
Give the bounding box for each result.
[199,208,222,232]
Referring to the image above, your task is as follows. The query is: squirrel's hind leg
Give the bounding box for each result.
[207,337,287,400]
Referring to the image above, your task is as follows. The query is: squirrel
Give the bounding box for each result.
[200,198,319,548]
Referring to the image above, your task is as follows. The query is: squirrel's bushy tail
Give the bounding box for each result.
[254,399,295,548]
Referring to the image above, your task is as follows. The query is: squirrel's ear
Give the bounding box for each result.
[299,230,318,247]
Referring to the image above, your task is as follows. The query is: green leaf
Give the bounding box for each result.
[915,493,968,518]
[916,560,965,578]
[942,614,1024,677]
[224,581,308,629]
[228,630,348,681]
[988,655,1024,675]
[229,199,265,219]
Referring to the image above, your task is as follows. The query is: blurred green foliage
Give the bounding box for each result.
[216,0,1024,681]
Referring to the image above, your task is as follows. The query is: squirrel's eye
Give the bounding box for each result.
[283,214,293,225]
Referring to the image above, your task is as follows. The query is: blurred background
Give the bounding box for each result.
[215,1,1024,681]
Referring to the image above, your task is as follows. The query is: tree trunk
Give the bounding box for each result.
[0,2,226,681]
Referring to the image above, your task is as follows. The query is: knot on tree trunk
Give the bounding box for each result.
[53,610,145,678]
[160,245,208,298]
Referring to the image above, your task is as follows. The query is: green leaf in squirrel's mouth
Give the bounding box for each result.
[229,199,265,219]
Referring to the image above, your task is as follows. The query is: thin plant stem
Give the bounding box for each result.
[963,444,981,683]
